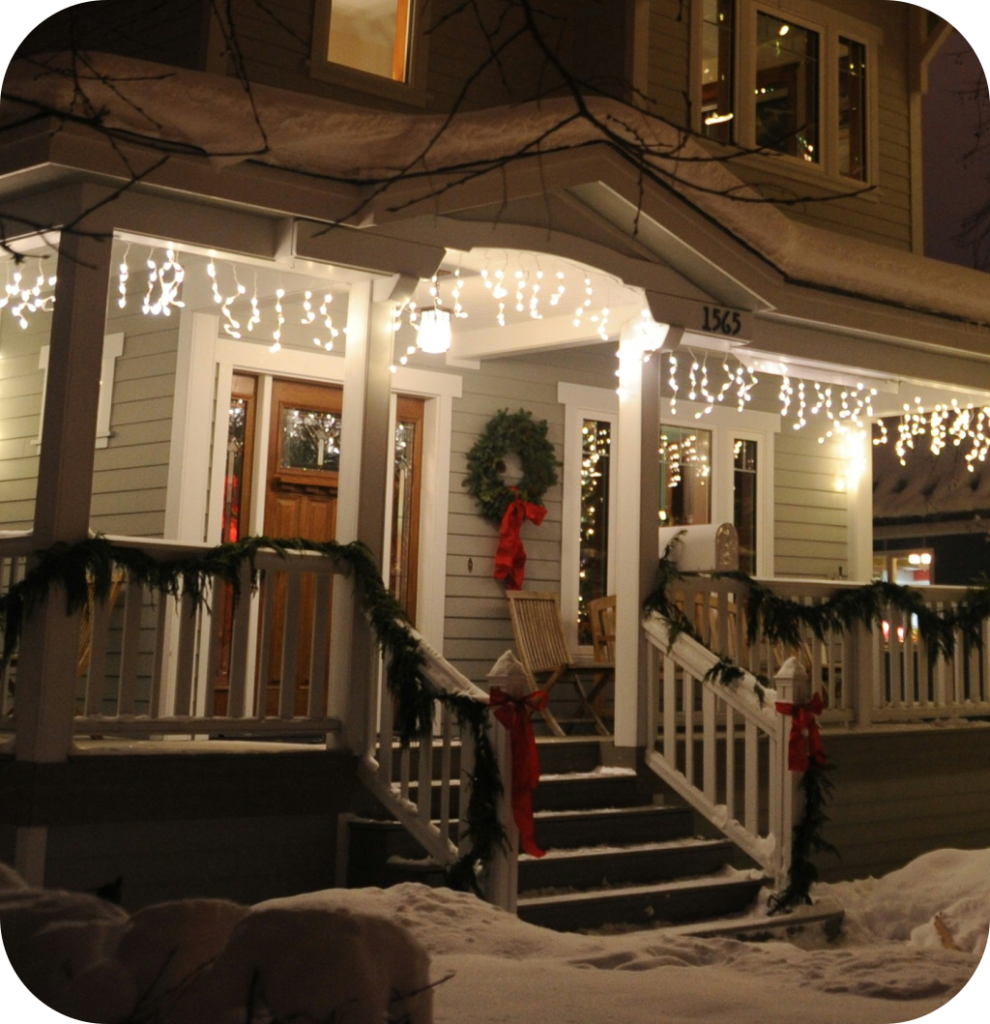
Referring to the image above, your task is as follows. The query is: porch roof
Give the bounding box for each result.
[3,51,990,394]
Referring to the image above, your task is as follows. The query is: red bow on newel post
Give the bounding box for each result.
[489,685,549,857]
[775,692,827,773]
[493,488,547,590]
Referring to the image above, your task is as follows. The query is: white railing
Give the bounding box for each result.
[643,613,792,884]
[664,575,990,726]
[359,630,517,911]
[0,536,348,737]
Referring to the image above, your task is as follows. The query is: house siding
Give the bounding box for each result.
[0,308,47,530]
[773,431,849,578]
[90,303,179,539]
[444,349,615,683]
[815,727,990,883]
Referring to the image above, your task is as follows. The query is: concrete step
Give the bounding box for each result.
[518,837,735,892]
[516,873,767,932]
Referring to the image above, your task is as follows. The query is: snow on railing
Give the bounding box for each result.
[361,629,517,912]
[642,613,792,885]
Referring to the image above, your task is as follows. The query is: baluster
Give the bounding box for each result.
[202,579,222,718]
[744,719,758,835]
[683,672,695,786]
[172,591,197,717]
[439,706,453,843]
[279,572,303,719]
[379,673,395,786]
[256,570,276,716]
[645,638,658,747]
[724,704,736,823]
[702,682,716,803]
[228,561,253,719]
[118,572,144,716]
[308,572,333,718]
[400,743,412,803]
[663,654,676,763]
[84,588,113,717]
[150,593,170,718]
[417,730,433,821]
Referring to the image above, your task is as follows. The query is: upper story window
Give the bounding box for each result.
[327,0,412,82]
[696,0,877,183]
[311,0,425,100]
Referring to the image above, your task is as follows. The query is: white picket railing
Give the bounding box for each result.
[359,630,518,911]
[643,613,793,884]
[0,536,348,737]
[664,575,990,726]
[0,533,32,722]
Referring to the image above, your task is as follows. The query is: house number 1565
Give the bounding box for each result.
[701,305,742,337]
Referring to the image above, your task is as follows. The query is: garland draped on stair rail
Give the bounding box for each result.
[0,534,506,890]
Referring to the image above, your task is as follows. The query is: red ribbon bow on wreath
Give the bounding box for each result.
[493,488,547,590]
[489,685,549,857]
[775,692,827,773]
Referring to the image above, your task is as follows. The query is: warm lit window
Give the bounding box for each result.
[733,438,758,574]
[325,0,412,82]
[695,0,874,182]
[578,419,612,645]
[659,426,712,527]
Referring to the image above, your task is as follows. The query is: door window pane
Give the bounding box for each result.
[659,426,712,526]
[578,420,612,645]
[281,408,342,472]
[755,12,819,163]
[702,0,736,142]
[733,438,757,574]
[328,0,411,82]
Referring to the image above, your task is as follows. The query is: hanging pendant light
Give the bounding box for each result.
[416,306,453,353]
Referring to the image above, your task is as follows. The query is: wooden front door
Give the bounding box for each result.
[261,379,343,715]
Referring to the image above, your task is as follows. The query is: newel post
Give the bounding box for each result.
[772,656,809,889]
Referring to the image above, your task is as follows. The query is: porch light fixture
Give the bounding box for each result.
[416,306,453,354]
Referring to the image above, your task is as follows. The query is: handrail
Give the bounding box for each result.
[642,612,791,884]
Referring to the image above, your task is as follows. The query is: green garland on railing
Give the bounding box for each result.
[0,534,507,889]
[767,766,839,915]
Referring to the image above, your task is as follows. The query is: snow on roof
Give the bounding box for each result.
[4,52,990,327]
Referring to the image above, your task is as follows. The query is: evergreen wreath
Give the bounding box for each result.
[0,535,507,890]
[463,408,560,523]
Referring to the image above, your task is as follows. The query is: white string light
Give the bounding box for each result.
[0,260,57,328]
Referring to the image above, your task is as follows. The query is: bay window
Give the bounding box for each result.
[695,0,877,182]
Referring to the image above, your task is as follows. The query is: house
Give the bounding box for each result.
[1,0,988,921]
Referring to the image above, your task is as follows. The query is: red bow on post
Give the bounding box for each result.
[494,489,547,590]
[775,692,826,773]
[489,685,549,858]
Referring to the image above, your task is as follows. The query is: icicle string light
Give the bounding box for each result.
[0,259,57,328]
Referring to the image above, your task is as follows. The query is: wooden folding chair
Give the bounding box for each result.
[507,590,612,736]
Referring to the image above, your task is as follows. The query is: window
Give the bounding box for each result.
[578,419,612,645]
[312,0,425,98]
[695,0,876,182]
[659,426,712,527]
[733,438,758,573]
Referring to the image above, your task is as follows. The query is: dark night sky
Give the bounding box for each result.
[923,26,990,268]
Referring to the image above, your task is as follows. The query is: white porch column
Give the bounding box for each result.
[613,322,662,750]
[845,430,873,582]
[16,230,113,765]
[332,278,400,754]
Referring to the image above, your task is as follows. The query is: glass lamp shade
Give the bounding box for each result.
[417,307,452,353]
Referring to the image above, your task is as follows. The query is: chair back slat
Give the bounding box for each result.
[588,595,616,663]
[507,591,571,675]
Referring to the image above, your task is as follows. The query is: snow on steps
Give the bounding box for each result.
[348,738,772,932]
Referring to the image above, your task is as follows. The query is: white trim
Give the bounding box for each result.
[659,399,779,578]
[558,382,620,651]
[31,333,124,452]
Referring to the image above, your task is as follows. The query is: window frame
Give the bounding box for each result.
[692,0,882,189]
[310,0,430,105]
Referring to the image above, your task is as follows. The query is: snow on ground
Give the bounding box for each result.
[1,848,988,1024]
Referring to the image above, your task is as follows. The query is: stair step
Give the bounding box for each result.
[516,873,766,932]
[533,804,695,850]
[518,837,734,891]
[405,769,643,816]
